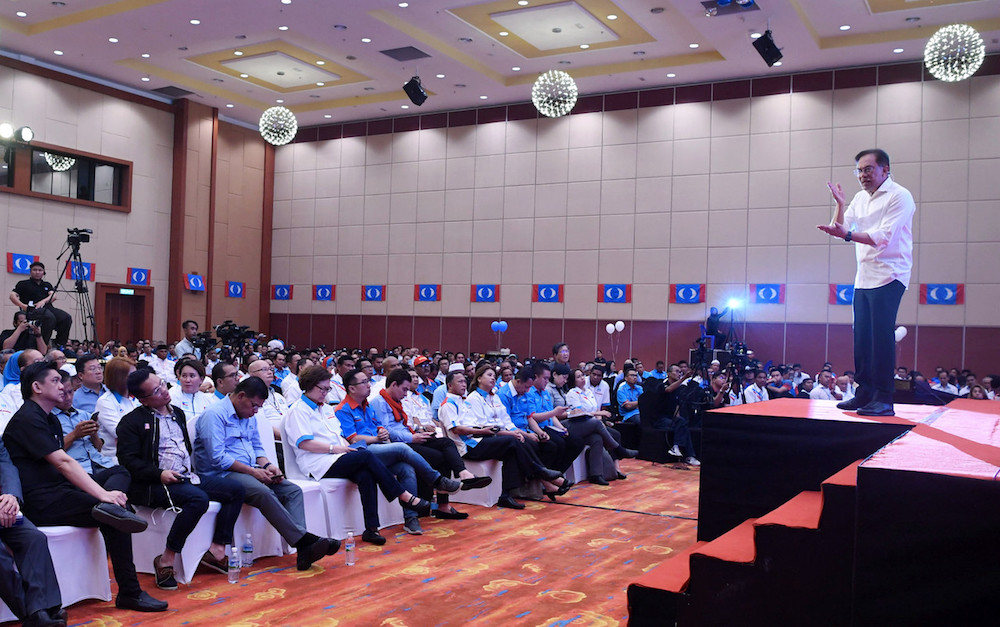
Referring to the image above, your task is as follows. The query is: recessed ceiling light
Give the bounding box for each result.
[108,37,119,43]
[15,11,26,18]
[893,48,904,53]
[689,43,699,49]
[282,0,292,4]
[435,73,445,78]
[316,60,325,65]
[212,78,224,83]
[333,24,347,30]
[141,52,150,58]
[324,114,332,118]
[276,99,284,103]
[141,76,150,82]
[190,19,201,25]
[398,1,409,6]
[226,103,235,108]
[316,82,325,86]
[518,1,529,5]
[511,66,521,71]
[480,95,488,99]
[580,44,589,49]
[278,25,289,31]
[51,1,66,5]
[839,25,850,31]
[459,37,473,43]
[499,31,509,37]
[558,60,571,65]
[607,14,618,20]
[361,37,372,43]
[53,49,64,55]
[650,7,664,14]
[750,32,762,39]
[773,61,782,67]
[364,86,375,91]
[454,83,466,88]
[667,73,676,78]
[240,73,249,78]
[401,105,409,109]
[234,50,244,56]
[905,16,920,23]
[633,50,645,56]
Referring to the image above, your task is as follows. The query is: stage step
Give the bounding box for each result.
[628,460,865,626]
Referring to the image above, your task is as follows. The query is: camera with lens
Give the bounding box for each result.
[23,305,42,324]
[67,228,92,246]
[191,331,217,354]
[215,320,256,348]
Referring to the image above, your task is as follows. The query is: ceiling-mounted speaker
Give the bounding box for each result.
[403,76,427,106]
[752,30,782,67]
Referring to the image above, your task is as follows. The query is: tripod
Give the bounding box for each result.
[51,228,97,344]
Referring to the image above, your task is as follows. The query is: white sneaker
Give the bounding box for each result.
[667,445,682,457]
[685,457,701,467]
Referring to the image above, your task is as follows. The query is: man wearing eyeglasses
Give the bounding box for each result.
[117,369,246,589]
[818,148,914,417]
[210,363,239,400]
[193,376,338,571]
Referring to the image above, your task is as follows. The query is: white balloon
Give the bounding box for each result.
[615,320,625,332]
[606,323,615,335]
[894,326,908,343]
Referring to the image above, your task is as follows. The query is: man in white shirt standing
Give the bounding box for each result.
[819,148,914,417]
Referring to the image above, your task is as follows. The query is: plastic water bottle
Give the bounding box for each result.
[345,532,356,566]
[242,532,254,567]
[228,545,240,583]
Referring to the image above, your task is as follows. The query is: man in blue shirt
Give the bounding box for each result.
[616,367,642,423]
[194,377,336,570]
[497,368,536,436]
[648,361,668,380]
[72,354,106,415]
[55,370,117,474]
[524,362,581,476]
[336,369,459,535]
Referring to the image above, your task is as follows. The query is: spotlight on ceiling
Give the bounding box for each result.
[752,29,782,67]
[15,126,33,142]
[403,76,427,106]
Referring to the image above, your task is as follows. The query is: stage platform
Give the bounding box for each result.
[629,398,1000,626]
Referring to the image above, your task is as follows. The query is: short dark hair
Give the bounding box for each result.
[552,343,568,356]
[533,361,551,376]
[75,353,100,375]
[553,363,571,377]
[126,368,155,398]
[175,357,205,378]
[855,148,890,168]
[21,360,57,400]
[235,375,269,400]
[212,362,234,385]
[445,370,465,387]
[11,311,25,325]
[29,261,44,271]
[182,320,198,330]
[386,368,411,388]
[514,365,536,383]
[342,368,366,388]
[297,365,331,393]
[337,354,354,367]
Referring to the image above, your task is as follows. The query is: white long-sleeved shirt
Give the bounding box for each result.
[844,176,915,290]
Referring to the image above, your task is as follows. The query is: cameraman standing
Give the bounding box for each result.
[173,320,202,360]
[9,262,72,348]
[0,312,46,353]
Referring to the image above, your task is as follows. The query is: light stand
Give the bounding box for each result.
[51,228,97,344]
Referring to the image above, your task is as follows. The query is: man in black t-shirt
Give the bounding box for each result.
[3,361,167,613]
[8,262,72,347]
[0,311,47,353]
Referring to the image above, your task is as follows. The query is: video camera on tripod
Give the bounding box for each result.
[214,320,258,362]
[67,228,92,247]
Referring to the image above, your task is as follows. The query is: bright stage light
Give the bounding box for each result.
[727,299,742,309]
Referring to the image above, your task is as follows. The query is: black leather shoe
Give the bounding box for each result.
[836,398,868,411]
[432,507,469,520]
[615,446,638,459]
[588,475,610,486]
[296,537,331,570]
[92,503,147,533]
[115,591,168,612]
[497,495,525,509]
[325,538,342,555]
[48,607,68,623]
[23,609,65,627]
[532,465,563,481]
[460,476,493,490]
[362,528,386,545]
[856,401,894,417]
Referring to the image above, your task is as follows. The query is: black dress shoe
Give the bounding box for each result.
[23,609,65,627]
[115,591,168,612]
[432,507,469,520]
[48,607,68,623]
[588,475,609,486]
[532,465,563,481]
[362,528,386,545]
[615,446,638,459]
[836,397,868,411]
[92,503,148,533]
[497,495,525,509]
[856,401,895,417]
[296,537,331,570]
[459,476,493,490]
[325,538,343,555]
[616,471,628,481]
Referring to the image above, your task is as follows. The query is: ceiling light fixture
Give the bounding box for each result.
[401,105,409,109]
[276,99,284,103]
[108,37,119,43]
[282,0,292,4]
[893,48,904,54]
[773,61,782,67]
[924,23,985,82]
[512,66,521,71]
[44,153,75,171]
[607,14,618,20]
[278,25,289,31]
[316,82,325,86]
[580,44,589,49]
[333,24,347,30]
[667,73,676,78]
[398,2,409,6]
[324,114,332,119]
[16,11,27,18]
[436,73,445,78]
[240,73,249,78]
[190,19,201,25]
[53,50,64,56]
[361,37,372,43]
[259,106,298,146]
[518,1,529,5]
[750,32,762,39]
[480,95,488,99]
[499,31,509,36]
[689,43,699,49]
[226,103,234,108]
[532,70,578,118]
[234,50,244,56]
[141,52,150,58]
[141,76,150,82]
[316,60,325,65]
[839,25,850,31]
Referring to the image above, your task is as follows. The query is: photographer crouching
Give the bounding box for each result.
[0,312,47,353]
[8,262,72,348]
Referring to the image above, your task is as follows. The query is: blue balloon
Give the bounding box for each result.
[499,321,508,332]
[491,321,500,332]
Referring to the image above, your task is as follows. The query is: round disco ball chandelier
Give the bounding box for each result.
[258,106,298,146]
[531,70,578,118]
[924,24,985,82]
[43,152,76,172]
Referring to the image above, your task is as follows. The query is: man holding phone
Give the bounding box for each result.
[116,369,247,589]
[55,370,117,477]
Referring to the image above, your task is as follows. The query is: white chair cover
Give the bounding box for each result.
[131,502,222,584]
[450,459,503,507]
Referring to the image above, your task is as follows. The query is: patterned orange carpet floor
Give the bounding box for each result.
[56,460,699,627]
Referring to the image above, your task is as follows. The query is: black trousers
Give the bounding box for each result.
[538,426,585,473]
[463,435,548,493]
[323,448,405,531]
[26,466,141,598]
[0,518,61,619]
[35,305,72,347]
[853,280,905,405]
[131,475,245,553]
[408,437,466,479]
